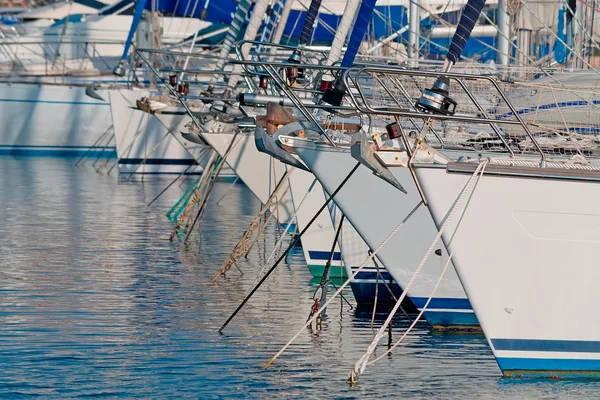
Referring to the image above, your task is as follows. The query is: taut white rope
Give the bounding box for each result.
[349,160,488,384]
[366,161,489,368]
[246,177,318,295]
[263,200,424,370]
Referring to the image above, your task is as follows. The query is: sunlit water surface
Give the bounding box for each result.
[0,157,598,398]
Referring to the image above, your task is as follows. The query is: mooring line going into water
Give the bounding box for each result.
[218,162,361,334]
[91,133,115,170]
[370,253,380,335]
[325,279,354,309]
[367,161,489,367]
[96,147,117,174]
[147,165,194,207]
[213,168,294,282]
[245,177,317,294]
[307,214,345,327]
[243,185,293,257]
[263,198,423,369]
[181,131,240,243]
[183,155,224,244]
[105,154,121,176]
[125,129,172,181]
[215,176,240,205]
[75,125,113,167]
[169,152,218,241]
[349,160,488,384]
[369,249,413,325]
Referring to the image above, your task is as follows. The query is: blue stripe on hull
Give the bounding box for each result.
[0,146,116,157]
[423,310,479,327]
[0,98,109,106]
[492,338,600,353]
[497,357,600,375]
[279,223,297,234]
[411,297,473,311]
[308,250,342,261]
[352,270,393,281]
[118,158,199,166]
[499,99,600,119]
[350,281,402,305]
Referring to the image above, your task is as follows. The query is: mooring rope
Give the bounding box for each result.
[349,160,488,384]
[218,163,362,334]
[247,177,318,295]
[307,214,345,328]
[213,168,295,282]
[367,161,489,367]
[263,199,424,369]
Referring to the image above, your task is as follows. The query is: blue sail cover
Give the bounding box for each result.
[447,0,486,63]
[421,8,495,62]
[155,0,409,44]
[340,0,378,68]
[298,0,323,46]
[119,0,512,63]
[120,0,147,60]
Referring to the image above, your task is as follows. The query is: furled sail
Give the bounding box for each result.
[321,0,378,106]
[416,0,487,115]
[446,0,486,65]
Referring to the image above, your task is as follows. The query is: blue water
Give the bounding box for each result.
[1,157,599,398]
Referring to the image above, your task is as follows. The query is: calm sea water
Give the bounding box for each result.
[1,157,598,398]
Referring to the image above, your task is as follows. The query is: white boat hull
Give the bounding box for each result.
[287,137,477,328]
[109,89,215,175]
[200,131,346,278]
[414,162,600,375]
[328,203,402,304]
[0,82,113,156]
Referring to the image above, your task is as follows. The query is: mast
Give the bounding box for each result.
[321,0,378,106]
[575,0,584,68]
[326,0,361,65]
[224,0,271,95]
[416,0,487,115]
[496,0,510,66]
[113,0,149,76]
[269,0,295,57]
[298,0,323,47]
[408,0,420,66]
[445,0,486,69]
[566,0,574,68]
[206,0,251,93]
[285,0,325,84]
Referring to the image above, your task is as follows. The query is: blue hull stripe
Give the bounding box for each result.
[279,223,297,234]
[352,272,393,281]
[350,266,389,272]
[492,338,600,353]
[423,310,479,327]
[118,158,198,166]
[499,99,600,119]
[0,145,114,149]
[127,172,204,175]
[350,281,402,305]
[0,98,109,106]
[0,145,116,157]
[497,357,600,372]
[411,297,473,310]
[308,251,342,261]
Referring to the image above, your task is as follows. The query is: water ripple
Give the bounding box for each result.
[0,157,598,398]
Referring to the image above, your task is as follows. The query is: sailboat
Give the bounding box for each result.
[0,0,212,156]
[283,0,600,377]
